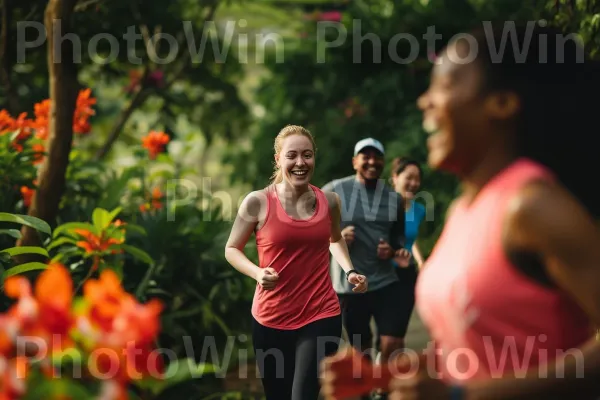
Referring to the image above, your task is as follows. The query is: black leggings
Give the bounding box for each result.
[252,315,342,400]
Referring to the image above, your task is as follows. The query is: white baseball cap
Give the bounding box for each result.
[354,138,384,156]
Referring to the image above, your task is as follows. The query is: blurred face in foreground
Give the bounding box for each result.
[417,40,519,176]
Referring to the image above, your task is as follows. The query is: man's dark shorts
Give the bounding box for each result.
[337,279,416,347]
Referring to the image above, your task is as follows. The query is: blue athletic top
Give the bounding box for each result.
[393,200,426,267]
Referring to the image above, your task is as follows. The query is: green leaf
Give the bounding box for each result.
[122,244,154,265]
[0,213,51,235]
[0,229,22,239]
[92,208,112,230]
[134,358,217,395]
[124,223,147,236]
[52,222,96,238]
[1,246,49,258]
[3,262,48,279]
[47,237,80,251]
[51,347,83,367]
[9,130,22,142]
[22,376,93,400]
[108,206,122,222]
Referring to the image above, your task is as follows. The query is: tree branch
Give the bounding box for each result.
[94,83,150,160]
[94,1,219,160]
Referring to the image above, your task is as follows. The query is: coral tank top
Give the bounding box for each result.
[416,158,592,383]
[252,184,340,329]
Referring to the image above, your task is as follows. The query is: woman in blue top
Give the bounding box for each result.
[390,157,426,271]
[374,157,427,368]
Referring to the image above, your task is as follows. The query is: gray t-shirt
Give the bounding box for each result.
[322,176,405,294]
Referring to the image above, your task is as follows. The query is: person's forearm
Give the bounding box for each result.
[224,247,261,281]
[465,338,600,400]
[330,238,354,273]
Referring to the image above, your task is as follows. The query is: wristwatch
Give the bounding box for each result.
[345,269,358,280]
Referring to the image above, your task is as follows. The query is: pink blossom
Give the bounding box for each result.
[318,11,342,22]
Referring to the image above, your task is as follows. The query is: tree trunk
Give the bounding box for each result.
[18,0,79,249]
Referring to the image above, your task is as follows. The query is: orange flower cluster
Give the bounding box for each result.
[1,89,95,145]
[139,187,164,213]
[19,180,37,208]
[141,131,170,159]
[0,111,33,152]
[1,263,164,399]
[74,229,124,255]
[1,89,96,207]
[80,270,164,384]
[73,88,96,135]
[73,220,126,271]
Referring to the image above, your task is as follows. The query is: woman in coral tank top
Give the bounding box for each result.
[320,24,600,400]
[225,125,368,399]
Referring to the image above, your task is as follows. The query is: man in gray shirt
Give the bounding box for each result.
[322,138,409,372]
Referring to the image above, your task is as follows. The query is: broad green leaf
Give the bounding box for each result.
[22,376,93,400]
[0,229,22,239]
[0,213,51,235]
[50,347,83,367]
[1,246,49,258]
[124,223,147,236]
[52,222,96,238]
[47,237,80,251]
[122,245,154,265]
[92,208,112,230]
[3,262,48,279]
[107,206,122,222]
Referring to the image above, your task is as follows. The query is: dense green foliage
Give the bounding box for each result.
[0,0,598,397]
[228,0,600,254]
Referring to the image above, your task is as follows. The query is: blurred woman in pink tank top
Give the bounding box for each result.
[320,23,600,400]
[225,125,368,399]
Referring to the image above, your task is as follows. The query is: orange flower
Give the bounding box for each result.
[0,110,32,139]
[32,99,50,140]
[73,229,124,255]
[113,219,125,227]
[32,143,45,164]
[0,356,28,399]
[140,187,164,213]
[82,270,164,382]
[20,180,38,208]
[73,88,96,135]
[31,90,95,138]
[33,263,73,337]
[141,131,170,159]
[20,186,35,208]
[3,263,74,354]
[83,270,163,345]
[12,113,33,142]
[0,109,13,134]
[0,111,34,151]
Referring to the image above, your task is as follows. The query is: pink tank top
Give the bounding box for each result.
[252,184,340,329]
[416,158,592,383]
